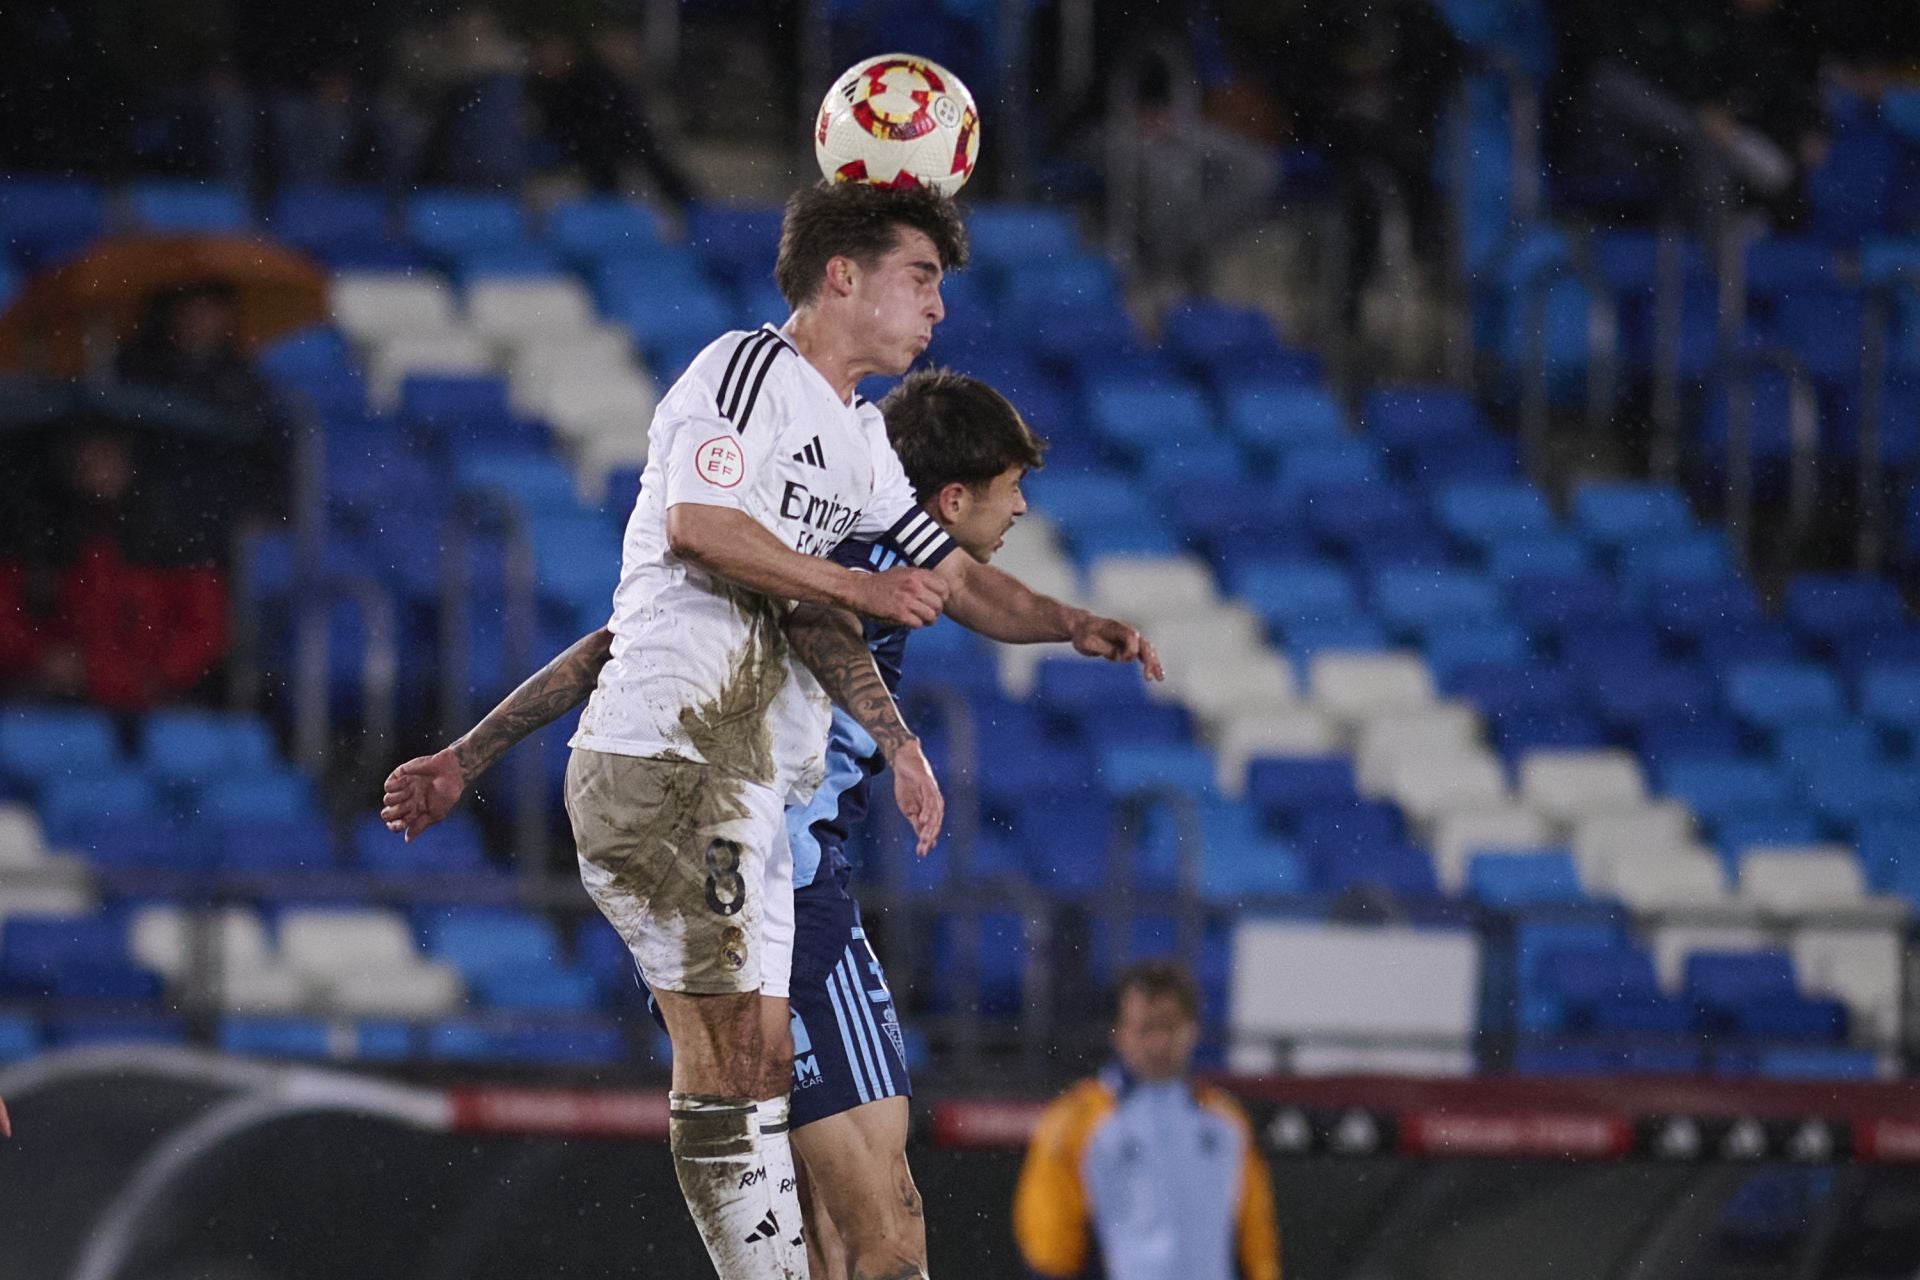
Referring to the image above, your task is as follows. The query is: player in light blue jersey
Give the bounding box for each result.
[383,370,1160,1279]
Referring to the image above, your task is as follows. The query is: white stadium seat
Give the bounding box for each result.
[1213,710,1341,794]
[368,331,496,407]
[1737,847,1895,914]
[1592,847,1732,912]
[1518,749,1648,823]
[466,277,599,343]
[1354,705,1481,795]
[1431,805,1553,891]
[1385,748,1508,821]
[538,369,659,442]
[1792,927,1905,1043]
[1308,652,1436,723]
[332,273,459,343]
[1175,653,1300,725]
[279,908,464,1017]
[130,905,309,1013]
[1230,922,1480,1071]
[1086,555,1218,622]
[1570,803,1696,882]
[0,803,48,868]
[571,429,652,503]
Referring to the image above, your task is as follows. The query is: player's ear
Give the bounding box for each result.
[934,481,970,524]
[826,255,857,298]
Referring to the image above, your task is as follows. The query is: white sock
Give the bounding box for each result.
[669,1092,793,1279]
[756,1094,810,1278]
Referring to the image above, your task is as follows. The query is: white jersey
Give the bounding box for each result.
[571,323,955,801]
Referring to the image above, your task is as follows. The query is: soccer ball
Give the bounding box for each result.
[814,54,980,196]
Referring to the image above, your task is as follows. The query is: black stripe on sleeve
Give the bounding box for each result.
[720,331,777,423]
[715,331,765,417]
[732,334,793,435]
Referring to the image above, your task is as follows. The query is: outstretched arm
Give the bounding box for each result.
[936,558,1165,681]
[380,628,613,840]
[786,603,943,856]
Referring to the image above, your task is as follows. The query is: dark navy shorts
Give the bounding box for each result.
[787,889,912,1129]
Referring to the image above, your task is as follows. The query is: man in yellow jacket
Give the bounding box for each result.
[1014,961,1281,1280]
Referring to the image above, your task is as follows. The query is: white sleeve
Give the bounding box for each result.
[652,351,787,510]
[856,433,957,568]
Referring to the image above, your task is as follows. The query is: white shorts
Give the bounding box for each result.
[566,749,787,996]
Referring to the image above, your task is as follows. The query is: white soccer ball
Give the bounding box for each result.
[814,54,981,196]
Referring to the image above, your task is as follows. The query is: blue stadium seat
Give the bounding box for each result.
[128,181,251,232]
[545,196,666,262]
[965,204,1080,266]
[1199,840,1309,902]
[267,187,402,266]
[0,176,107,265]
[1733,996,1847,1043]
[399,374,520,441]
[1585,663,1718,732]
[1485,533,1594,582]
[1361,386,1484,449]
[1714,811,1823,862]
[1099,744,1215,797]
[455,451,581,513]
[36,775,163,846]
[1424,621,1531,678]
[1783,574,1907,648]
[1804,763,1920,828]
[1276,442,1382,498]
[1774,722,1882,773]
[1650,579,1766,640]
[405,192,530,258]
[352,812,488,876]
[1512,1043,1622,1076]
[1684,950,1798,1010]
[1035,658,1150,711]
[47,1014,186,1048]
[0,1012,40,1062]
[1444,662,1581,722]
[1546,946,1662,1004]
[1852,818,1920,891]
[1222,384,1346,453]
[141,711,277,783]
[1723,662,1847,730]
[1860,666,1920,734]
[194,773,318,825]
[1748,1047,1881,1080]
[1558,619,1662,673]
[1497,710,1609,760]
[1466,850,1585,906]
[529,513,621,612]
[1616,533,1735,602]
[1401,433,1519,483]
[1293,803,1402,860]
[1317,842,1439,897]
[0,706,121,786]
[217,818,336,872]
[1229,560,1356,623]
[2,916,160,1001]
[1085,381,1215,450]
[1435,482,1553,547]
[1659,759,1793,826]
[220,1016,332,1059]
[1245,758,1358,814]
[685,204,786,283]
[1695,622,1806,674]
[1571,482,1693,546]
[1017,794,1116,896]
[1161,301,1319,387]
[1278,618,1392,663]
[1371,568,1506,634]
[1634,718,1744,770]
[427,1017,626,1065]
[1508,573,1619,631]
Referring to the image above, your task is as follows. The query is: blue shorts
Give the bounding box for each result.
[788,889,911,1128]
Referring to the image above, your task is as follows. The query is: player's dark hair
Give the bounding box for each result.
[1113,960,1201,1021]
[774,181,970,309]
[878,369,1047,503]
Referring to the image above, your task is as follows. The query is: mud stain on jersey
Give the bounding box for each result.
[677,586,789,790]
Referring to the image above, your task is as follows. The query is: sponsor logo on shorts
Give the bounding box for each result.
[791,1008,823,1090]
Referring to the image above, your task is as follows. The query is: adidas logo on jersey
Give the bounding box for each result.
[791,436,827,468]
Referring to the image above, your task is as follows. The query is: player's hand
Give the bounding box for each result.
[1069,614,1165,682]
[851,566,950,629]
[0,1094,11,1139]
[890,739,943,857]
[380,749,466,842]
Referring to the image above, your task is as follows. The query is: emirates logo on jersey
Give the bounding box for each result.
[780,479,865,556]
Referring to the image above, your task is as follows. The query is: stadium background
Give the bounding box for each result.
[3,0,1920,1275]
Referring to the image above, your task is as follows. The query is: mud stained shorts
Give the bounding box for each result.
[787,891,911,1129]
[565,748,787,996]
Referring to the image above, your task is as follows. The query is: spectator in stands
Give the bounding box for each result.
[1548,0,1826,226]
[1014,961,1280,1280]
[398,7,530,189]
[528,27,696,206]
[0,426,228,713]
[115,280,289,528]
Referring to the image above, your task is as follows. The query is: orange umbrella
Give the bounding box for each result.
[0,233,329,379]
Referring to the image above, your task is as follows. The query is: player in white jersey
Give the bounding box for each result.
[561,183,966,1279]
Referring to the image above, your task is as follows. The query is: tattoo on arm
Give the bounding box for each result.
[786,604,915,760]
[449,628,614,783]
